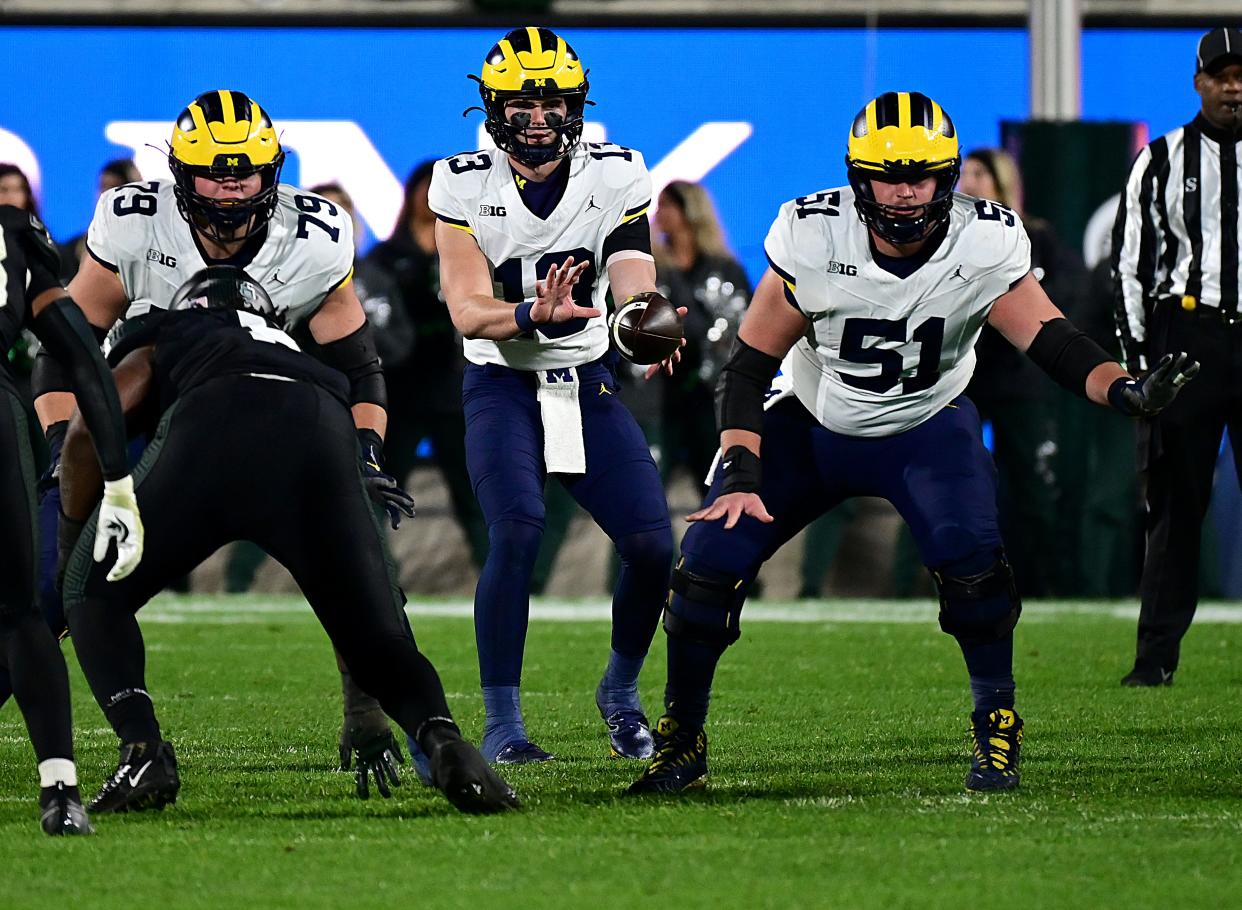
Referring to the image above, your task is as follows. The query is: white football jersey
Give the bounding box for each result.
[428,141,652,371]
[764,188,1032,437]
[86,181,354,329]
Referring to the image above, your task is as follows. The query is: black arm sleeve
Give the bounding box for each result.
[314,320,387,409]
[715,338,783,435]
[29,297,129,480]
[1024,317,1114,398]
[32,319,110,400]
[602,213,653,264]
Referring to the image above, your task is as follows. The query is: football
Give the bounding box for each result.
[610,292,684,365]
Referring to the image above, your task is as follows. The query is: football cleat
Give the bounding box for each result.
[491,740,555,765]
[427,736,521,814]
[89,740,181,813]
[625,715,708,795]
[39,783,94,836]
[965,707,1023,792]
[1121,664,1174,687]
[596,688,654,760]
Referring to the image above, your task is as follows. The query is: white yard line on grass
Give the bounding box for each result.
[135,597,1242,625]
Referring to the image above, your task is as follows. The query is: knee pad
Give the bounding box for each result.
[663,558,747,647]
[930,550,1021,646]
[486,519,544,575]
[614,527,674,573]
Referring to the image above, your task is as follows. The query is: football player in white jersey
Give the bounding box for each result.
[427,27,682,766]
[629,92,1198,796]
[30,90,415,799]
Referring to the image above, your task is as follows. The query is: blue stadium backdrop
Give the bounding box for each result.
[0,26,1203,281]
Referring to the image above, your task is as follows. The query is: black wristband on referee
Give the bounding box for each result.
[719,445,762,495]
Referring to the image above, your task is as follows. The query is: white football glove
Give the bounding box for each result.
[95,475,144,582]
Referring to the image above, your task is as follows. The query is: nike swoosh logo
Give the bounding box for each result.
[722,461,732,469]
[128,760,153,788]
[106,518,129,542]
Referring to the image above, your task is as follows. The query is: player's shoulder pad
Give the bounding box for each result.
[580,142,649,192]
[275,183,355,254]
[954,193,1031,268]
[90,181,172,258]
[432,150,497,201]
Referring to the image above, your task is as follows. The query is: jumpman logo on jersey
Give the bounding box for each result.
[950,264,968,282]
[587,195,601,212]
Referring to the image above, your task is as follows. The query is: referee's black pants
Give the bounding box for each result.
[63,375,452,744]
[1137,302,1242,672]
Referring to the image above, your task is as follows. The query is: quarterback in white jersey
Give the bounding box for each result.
[430,139,652,371]
[630,92,1197,798]
[31,90,417,799]
[429,27,683,769]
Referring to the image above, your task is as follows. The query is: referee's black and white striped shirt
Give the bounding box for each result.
[1112,114,1241,369]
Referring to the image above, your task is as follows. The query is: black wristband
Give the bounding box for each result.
[1107,376,1143,416]
[719,445,762,495]
[45,419,69,451]
[357,428,385,468]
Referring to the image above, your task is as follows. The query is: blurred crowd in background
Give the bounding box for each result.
[6,148,1240,601]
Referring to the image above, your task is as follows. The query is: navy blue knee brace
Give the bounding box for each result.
[929,550,1022,646]
[663,558,746,647]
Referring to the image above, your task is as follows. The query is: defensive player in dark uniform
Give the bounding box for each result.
[628,93,1199,796]
[0,205,144,834]
[57,267,517,816]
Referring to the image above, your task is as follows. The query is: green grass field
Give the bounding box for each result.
[2,596,1240,909]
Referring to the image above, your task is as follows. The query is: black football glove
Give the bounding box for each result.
[1108,352,1200,418]
[357,428,415,529]
[344,726,404,800]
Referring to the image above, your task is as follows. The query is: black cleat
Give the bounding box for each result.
[491,740,555,765]
[90,740,180,813]
[424,727,520,814]
[40,783,94,836]
[965,707,1023,792]
[1121,665,1174,687]
[626,715,708,795]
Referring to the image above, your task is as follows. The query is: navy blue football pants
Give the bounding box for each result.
[463,358,673,688]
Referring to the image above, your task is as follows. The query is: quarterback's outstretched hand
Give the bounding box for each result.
[1109,352,1200,418]
[95,476,144,582]
[347,727,404,800]
[358,429,416,529]
[643,306,690,380]
[531,256,600,324]
[688,492,774,530]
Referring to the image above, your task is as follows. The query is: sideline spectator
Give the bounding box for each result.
[58,159,141,282]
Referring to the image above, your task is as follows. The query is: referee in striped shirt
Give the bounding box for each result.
[1113,26,1242,686]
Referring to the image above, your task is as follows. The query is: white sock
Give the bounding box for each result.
[38,758,78,788]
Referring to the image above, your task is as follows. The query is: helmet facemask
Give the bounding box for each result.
[846,158,960,246]
[169,152,285,245]
[479,83,588,167]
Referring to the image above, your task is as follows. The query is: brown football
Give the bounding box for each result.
[610,291,684,365]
